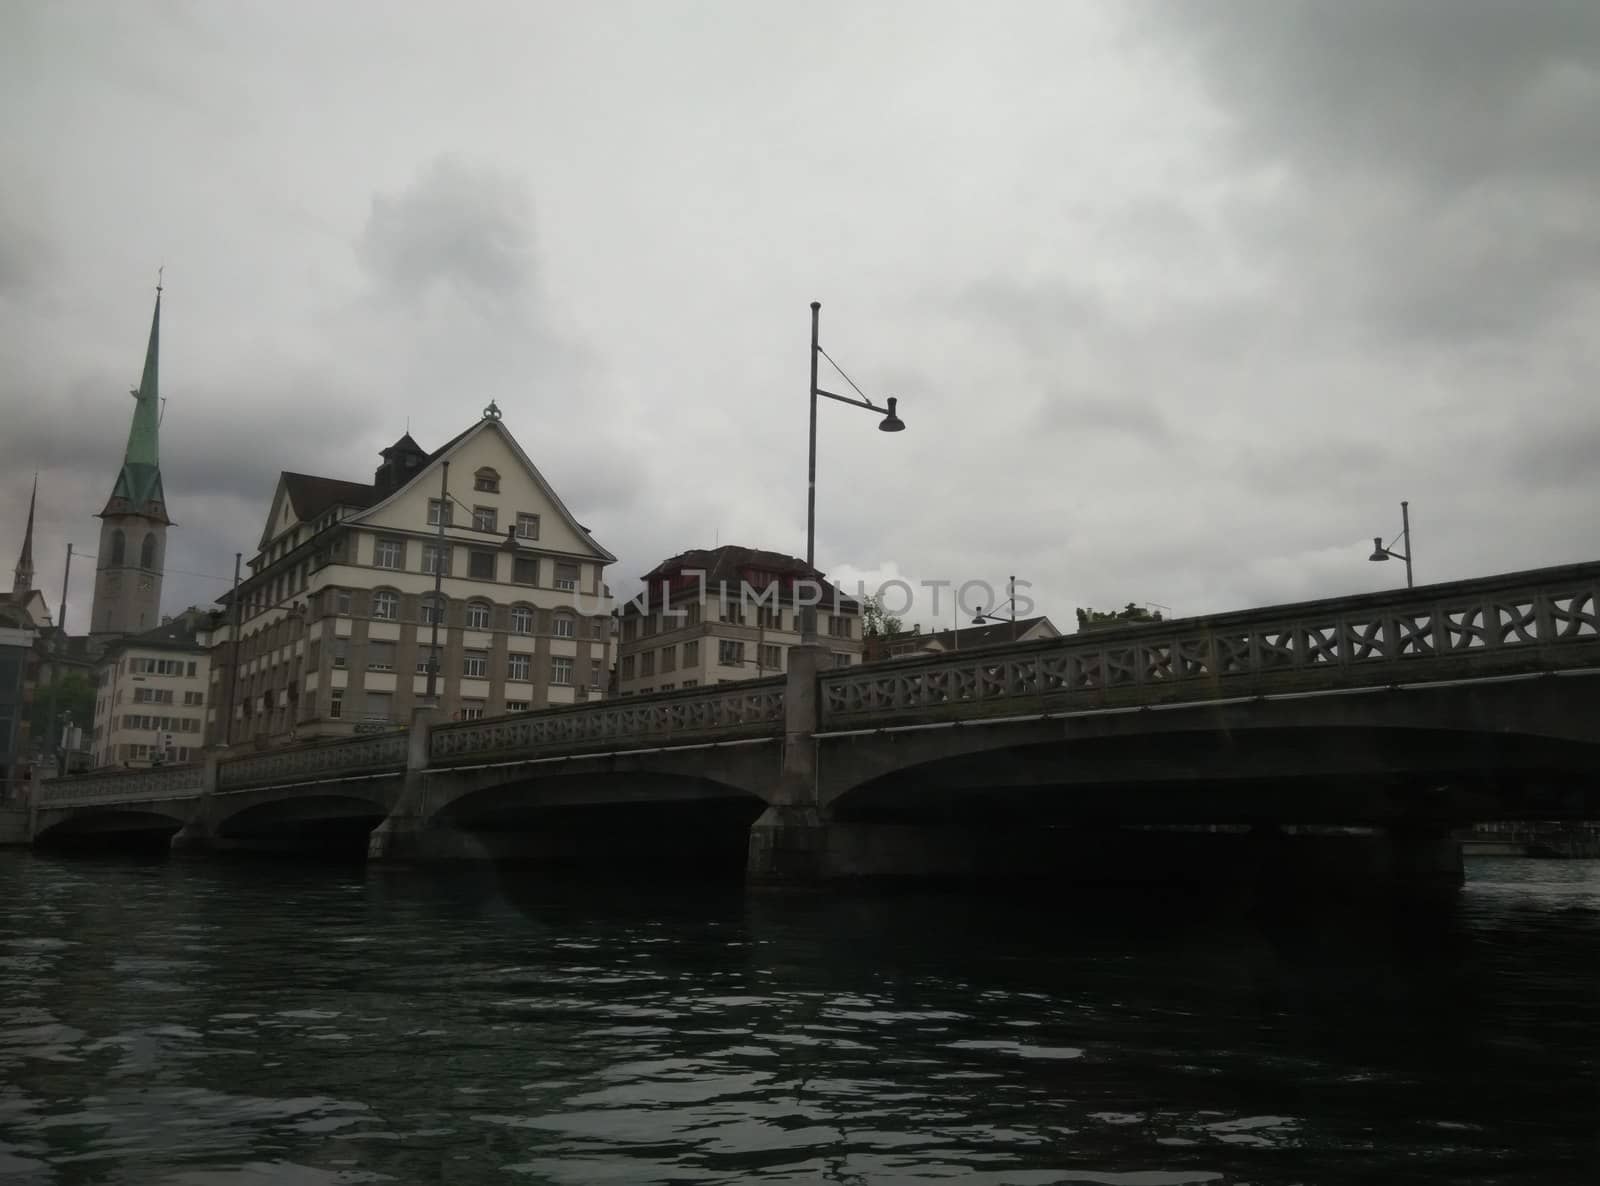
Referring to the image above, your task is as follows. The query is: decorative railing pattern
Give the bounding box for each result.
[431,678,785,764]
[36,764,206,807]
[217,730,410,792]
[821,564,1600,723]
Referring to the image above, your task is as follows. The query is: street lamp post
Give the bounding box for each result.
[804,301,905,643]
[1368,500,1414,588]
[972,574,1020,643]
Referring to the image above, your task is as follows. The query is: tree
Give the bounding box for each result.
[1076,603,1163,632]
[30,671,96,749]
[860,593,905,638]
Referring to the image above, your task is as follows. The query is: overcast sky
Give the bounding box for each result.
[3,1,1598,634]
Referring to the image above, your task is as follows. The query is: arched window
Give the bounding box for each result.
[110,529,126,565]
[509,605,534,635]
[473,467,500,493]
[553,613,577,639]
[466,600,492,630]
[420,595,446,626]
[140,533,157,570]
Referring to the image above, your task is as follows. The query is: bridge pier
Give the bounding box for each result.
[366,707,487,863]
[748,644,830,885]
[170,756,221,857]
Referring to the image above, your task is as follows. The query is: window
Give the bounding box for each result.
[364,692,393,721]
[719,640,744,667]
[761,644,783,671]
[466,601,492,630]
[621,656,635,679]
[422,544,450,575]
[468,550,496,580]
[506,700,529,713]
[184,691,204,706]
[513,556,538,585]
[507,653,530,681]
[329,689,343,719]
[640,652,655,677]
[427,499,453,526]
[461,701,486,720]
[639,687,653,696]
[659,683,674,692]
[553,615,576,638]
[683,640,699,666]
[463,651,487,678]
[551,658,574,686]
[621,619,638,642]
[590,662,603,689]
[372,590,398,620]
[682,678,698,688]
[642,613,656,637]
[474,468,500,493]
[336,590,352,615]
[332,639,348,668]
[591,619,605,640]
[186,661,197,677]
[133,687,175,704]
[367,641,395,671]
[721,600,745,625]
[516,512,539,539]
[110,529,126,564]
[685,602,702,626]
[828,614,853,639]
[660,645,676,672]
[554,562,578,591]
[141,533,158,569]
[833,653,853,667]
[415,655,435,675]
[759,606,783,630]
[472,505,498,533]
[420,597,445,625]
[510,606,533,634]
[374,538,403,569]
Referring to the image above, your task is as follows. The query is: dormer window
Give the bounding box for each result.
[474,467,501,493]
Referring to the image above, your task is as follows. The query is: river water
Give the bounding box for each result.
[1,853,1595,1185]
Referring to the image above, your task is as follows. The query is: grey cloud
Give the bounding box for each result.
[1032,394,1173,445]
[358,158,538,307]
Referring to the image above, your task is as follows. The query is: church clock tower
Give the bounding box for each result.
[90,285,170,639]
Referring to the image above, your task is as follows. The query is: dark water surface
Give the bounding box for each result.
[1,854,1596,1185]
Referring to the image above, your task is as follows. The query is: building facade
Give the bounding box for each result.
[90,289,170,639]
[0,603,38,794]
[89,612,210,768]
[614,546,863,696]
[207,405,617,747]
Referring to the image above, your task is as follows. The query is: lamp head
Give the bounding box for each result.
[878,396,905,433]
[1369,536,1389,562]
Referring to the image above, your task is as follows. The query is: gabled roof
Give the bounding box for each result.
[352,417,616,563]
[282,473,382,520]
[94,612,208,661]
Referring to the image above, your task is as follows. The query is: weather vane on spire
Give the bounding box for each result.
[156,265,164,294]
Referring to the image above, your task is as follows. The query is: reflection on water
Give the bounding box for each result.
[0,854,1596,1184]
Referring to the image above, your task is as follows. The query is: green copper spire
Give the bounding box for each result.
[100,283,169,522]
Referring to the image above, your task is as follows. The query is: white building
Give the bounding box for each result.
[90,611,211,767]
[615,546,863,695]
[208,404,617,746]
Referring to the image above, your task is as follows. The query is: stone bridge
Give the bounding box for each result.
[28,559,1600,886]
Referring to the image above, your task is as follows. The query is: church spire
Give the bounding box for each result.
[100,280,169,524]
[12,474,36,595]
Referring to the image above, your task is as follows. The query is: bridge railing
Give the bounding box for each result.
[216,729,410,792]
[429,677,786,766]
[822,561,1600,724]
[34,763,207,807]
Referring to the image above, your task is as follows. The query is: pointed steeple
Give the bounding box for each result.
[100,282,169,524]
[12,474,36,594]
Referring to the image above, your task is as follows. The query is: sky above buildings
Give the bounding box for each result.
[3,1,1598,632]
